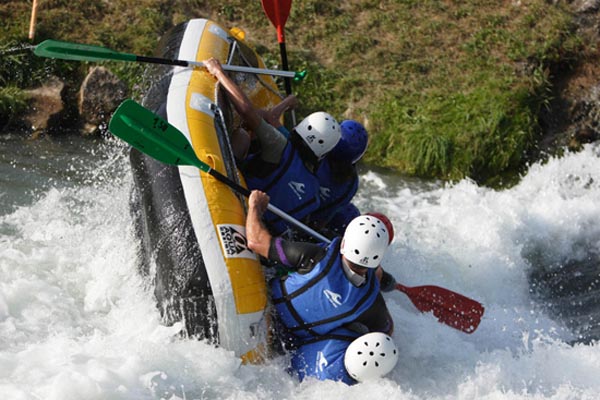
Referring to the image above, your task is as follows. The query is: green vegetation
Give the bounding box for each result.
[0,0,590,185]
[0,86,27,126]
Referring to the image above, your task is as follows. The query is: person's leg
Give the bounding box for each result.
[232,127,250,161]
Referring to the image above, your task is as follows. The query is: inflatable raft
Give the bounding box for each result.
[130,18,282,361]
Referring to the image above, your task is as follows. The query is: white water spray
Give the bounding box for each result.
[2,139,600,399]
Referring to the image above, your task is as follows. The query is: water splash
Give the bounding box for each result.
[1,136,600,399]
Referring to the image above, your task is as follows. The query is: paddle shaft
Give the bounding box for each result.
[137,54,297,78]
[197,159,330,243]
[34,39,297,79]
[28,0,38,40]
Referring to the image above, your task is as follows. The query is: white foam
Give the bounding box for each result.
[1,144,600,398]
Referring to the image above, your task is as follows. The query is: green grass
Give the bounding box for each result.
[0,85,28,126]
[0,0,590,186]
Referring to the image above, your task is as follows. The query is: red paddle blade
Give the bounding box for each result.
[261,0,292,43]
[396,284,485,334]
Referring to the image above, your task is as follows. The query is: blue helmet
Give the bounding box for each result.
[328,203,361,235]
[329,120,368,164]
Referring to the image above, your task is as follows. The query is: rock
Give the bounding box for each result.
[567,85,600,149]
[573,0,600,13]
[78,66,128,135]
[22,75,65,137]
[538,4,600,156]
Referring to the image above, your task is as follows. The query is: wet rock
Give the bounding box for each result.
[22,75,65,137]
[78,66,128,135]
[529,255,600,344]
[565,84,600,149]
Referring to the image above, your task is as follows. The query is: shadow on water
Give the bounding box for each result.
[528,250,600,344]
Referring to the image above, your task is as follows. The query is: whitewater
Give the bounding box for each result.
[1,133,600,400]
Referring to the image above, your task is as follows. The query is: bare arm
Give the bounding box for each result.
[205,58,287,162]
[259,95,298,128]
[246,190,272,258]
[204,58,262,131]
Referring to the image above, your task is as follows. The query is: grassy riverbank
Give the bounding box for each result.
[0,1,591,185]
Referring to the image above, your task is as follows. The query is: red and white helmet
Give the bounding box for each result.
[294,111,341,159]
[341,215,390,268]
[344,332,398,382]
[365,212,394,244]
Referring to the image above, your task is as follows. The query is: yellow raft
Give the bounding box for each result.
[131,18,282,362]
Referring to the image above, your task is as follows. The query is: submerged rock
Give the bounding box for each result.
[529,255,600,344]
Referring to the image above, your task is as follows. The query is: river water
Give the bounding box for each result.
[1,131,600,399]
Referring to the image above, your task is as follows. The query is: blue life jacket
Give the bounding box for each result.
[311,159,358,224]
[270,237,380,339]
[290,326,360,385]
[244,142,320,235]
[277,125,291,139]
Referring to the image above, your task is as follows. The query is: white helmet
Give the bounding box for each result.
[340,215,389,268]
[294,111,341,159]
[344,332,398,382]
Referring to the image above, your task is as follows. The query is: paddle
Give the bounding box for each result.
[108,99,329,243]
[29,0,39,40]
[395,283,484,334]
[109,99,485,334]
[34,39,304,80]
[261,0,297,125]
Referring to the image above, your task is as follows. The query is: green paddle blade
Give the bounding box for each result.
[34,39,137,63]
[109,99,209,172]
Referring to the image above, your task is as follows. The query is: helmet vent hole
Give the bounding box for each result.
[318,139,324,144]
[307,125,313,131]
[357,351,362,355]
[364,230,370,235]
[362,361,367,366]
[375,361,380,367]
[369,351,374,356]
[373,255,379,260]
[376,342,381,347]
[354,250,360,255]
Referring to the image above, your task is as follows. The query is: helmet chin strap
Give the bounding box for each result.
[291,130,320,173]
[341,256,366,287]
